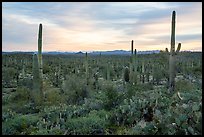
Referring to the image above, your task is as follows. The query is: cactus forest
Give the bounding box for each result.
[2,11,202,135]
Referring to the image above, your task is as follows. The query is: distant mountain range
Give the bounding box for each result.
[2,50,161,55]
[90,50,160,55]
[2,50,200,55]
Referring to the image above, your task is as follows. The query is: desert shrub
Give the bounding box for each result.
[191,66,202,77]
[62,75,88,104]
[124,88,202,135]
[65,110,109,135]
[111,96,154,126]
[9,87,30,103]
[2,108,17,122]
[32,127,64,135]
[175,79,195,92]
[102,83,120,110]
[4,87,32,114]
[134,83,154,92]
[2,67,18,88]
[2,93,11,105]
[2,114,39,135]
[44,88,63,105]
[38,104,95,132]
[18,77,33,89]
[83,96,104,111]
[31,129,50,135]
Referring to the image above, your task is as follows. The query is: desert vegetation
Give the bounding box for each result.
[2,11,202,135]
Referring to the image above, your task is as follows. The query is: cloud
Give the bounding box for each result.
[2,2,202,52]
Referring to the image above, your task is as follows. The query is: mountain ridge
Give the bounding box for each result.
[2,50,201,55]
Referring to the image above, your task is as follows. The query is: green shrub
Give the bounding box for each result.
[62,75,88,104]
[45,88,63,105]
[103,83,120,110]
[175,79,194,92]
[2,108,17,122]
[65,110,109,135]
[10,87,30,103]
[2,114,39,135]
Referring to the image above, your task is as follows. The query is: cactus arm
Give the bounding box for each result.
[165,48,169,53]
[176,43,181,53]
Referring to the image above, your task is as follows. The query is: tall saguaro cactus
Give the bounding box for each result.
[106,62,110,81]
[38,24,43,82]
[166,11,181,93]
[129,40,134,84]
[32,53,43,105]
[33,54,40,92]
[133,49,137,84]
[85,52,89,85]
[32,23,43,105]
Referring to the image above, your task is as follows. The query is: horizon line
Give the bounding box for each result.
[2,50,202,53]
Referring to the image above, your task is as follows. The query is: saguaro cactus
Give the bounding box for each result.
[38,24,43,82]
[106,62,110,81]
[166,11,181,93]
[141,60,145,83]
[32,23,43,105]
[38,23,43,96]
[85,52,89,85]
[33,54,40,91]
[129,40,134,84]
[32,53,42,104]
[134,49,137,66]
[133,49,137,84]
[22,60,25,78]
[124,66,130,83]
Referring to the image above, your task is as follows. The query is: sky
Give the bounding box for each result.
[2,2,202,52]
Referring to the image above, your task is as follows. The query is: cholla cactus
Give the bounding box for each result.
[165,11,181,93]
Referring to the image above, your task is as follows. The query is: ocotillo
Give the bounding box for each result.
[165,11,181,93]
